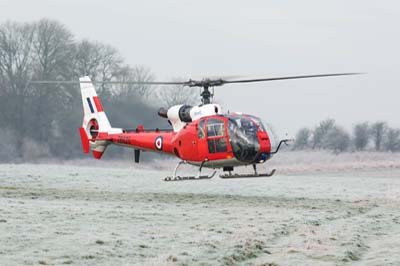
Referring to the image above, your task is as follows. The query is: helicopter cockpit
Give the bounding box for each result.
[197,114,277,164]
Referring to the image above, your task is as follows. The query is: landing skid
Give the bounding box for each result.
[220,164,276,179]
[220,169,276,179]
[164,172,217,181]
[164,160,217,182]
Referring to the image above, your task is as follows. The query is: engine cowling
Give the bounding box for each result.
[160,104,222,132]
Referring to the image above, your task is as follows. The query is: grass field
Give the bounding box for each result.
[1,155,400,265]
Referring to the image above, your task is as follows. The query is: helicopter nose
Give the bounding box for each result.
[257,131,272,153]
[255,131,272,163]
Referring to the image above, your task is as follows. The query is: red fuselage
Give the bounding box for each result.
[102,114,273,168]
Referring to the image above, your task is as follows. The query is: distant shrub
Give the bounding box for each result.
[0,129,18,162]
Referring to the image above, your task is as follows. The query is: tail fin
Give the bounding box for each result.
[78,76,122,159]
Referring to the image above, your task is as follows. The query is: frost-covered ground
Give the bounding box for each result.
[1,152,400,266]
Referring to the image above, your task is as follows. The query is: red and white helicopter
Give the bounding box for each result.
[36,73,358,181]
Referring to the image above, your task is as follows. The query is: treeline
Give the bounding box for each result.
[0,19,172,162]
[293,119,400,153]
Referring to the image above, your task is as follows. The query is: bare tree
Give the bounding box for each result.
[293,127,311,150]
[0,21,35,156]
[155,83,199,107]
[0,22,35,93]
[33,19,74,79]
[324,126,350,153]
[30,19,75,142]
[312,118,335,149]
[370,121,387,151]
[384,128,400,152]
[353,122,369,151]
[73,40,123,97]
[115,65,155,99]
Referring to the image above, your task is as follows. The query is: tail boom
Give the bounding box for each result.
[108,131,176,155]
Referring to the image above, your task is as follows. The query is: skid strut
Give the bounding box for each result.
[164,160,217,181]
[219,164,276,179]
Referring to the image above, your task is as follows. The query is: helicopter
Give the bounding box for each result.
[33,73,359,181]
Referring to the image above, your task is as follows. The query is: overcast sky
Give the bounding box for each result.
[1,0,399,136]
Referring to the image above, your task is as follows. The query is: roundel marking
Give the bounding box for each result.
[155,136,163,151]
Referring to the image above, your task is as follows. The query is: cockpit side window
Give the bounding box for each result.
[207,118,225,137]
[198,119,205,139]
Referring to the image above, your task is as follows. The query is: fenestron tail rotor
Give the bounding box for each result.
[30,72,363,104]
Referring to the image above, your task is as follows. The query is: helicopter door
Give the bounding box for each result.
[196,119,207,161]
[206,118,228,159]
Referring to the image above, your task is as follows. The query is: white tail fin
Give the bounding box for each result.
[78,76,122,159]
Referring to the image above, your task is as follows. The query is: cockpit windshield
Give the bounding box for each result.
[224,114,277,162]
[247,115,267,132]
[227,115,261,163]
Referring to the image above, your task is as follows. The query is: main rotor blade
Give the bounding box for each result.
[30,73,363,87]
[30,80,186,85]
[222,73,362,85]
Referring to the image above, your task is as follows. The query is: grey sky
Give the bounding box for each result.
[1,0,399,136]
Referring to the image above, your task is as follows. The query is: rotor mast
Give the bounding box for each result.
[200,85,213,104]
